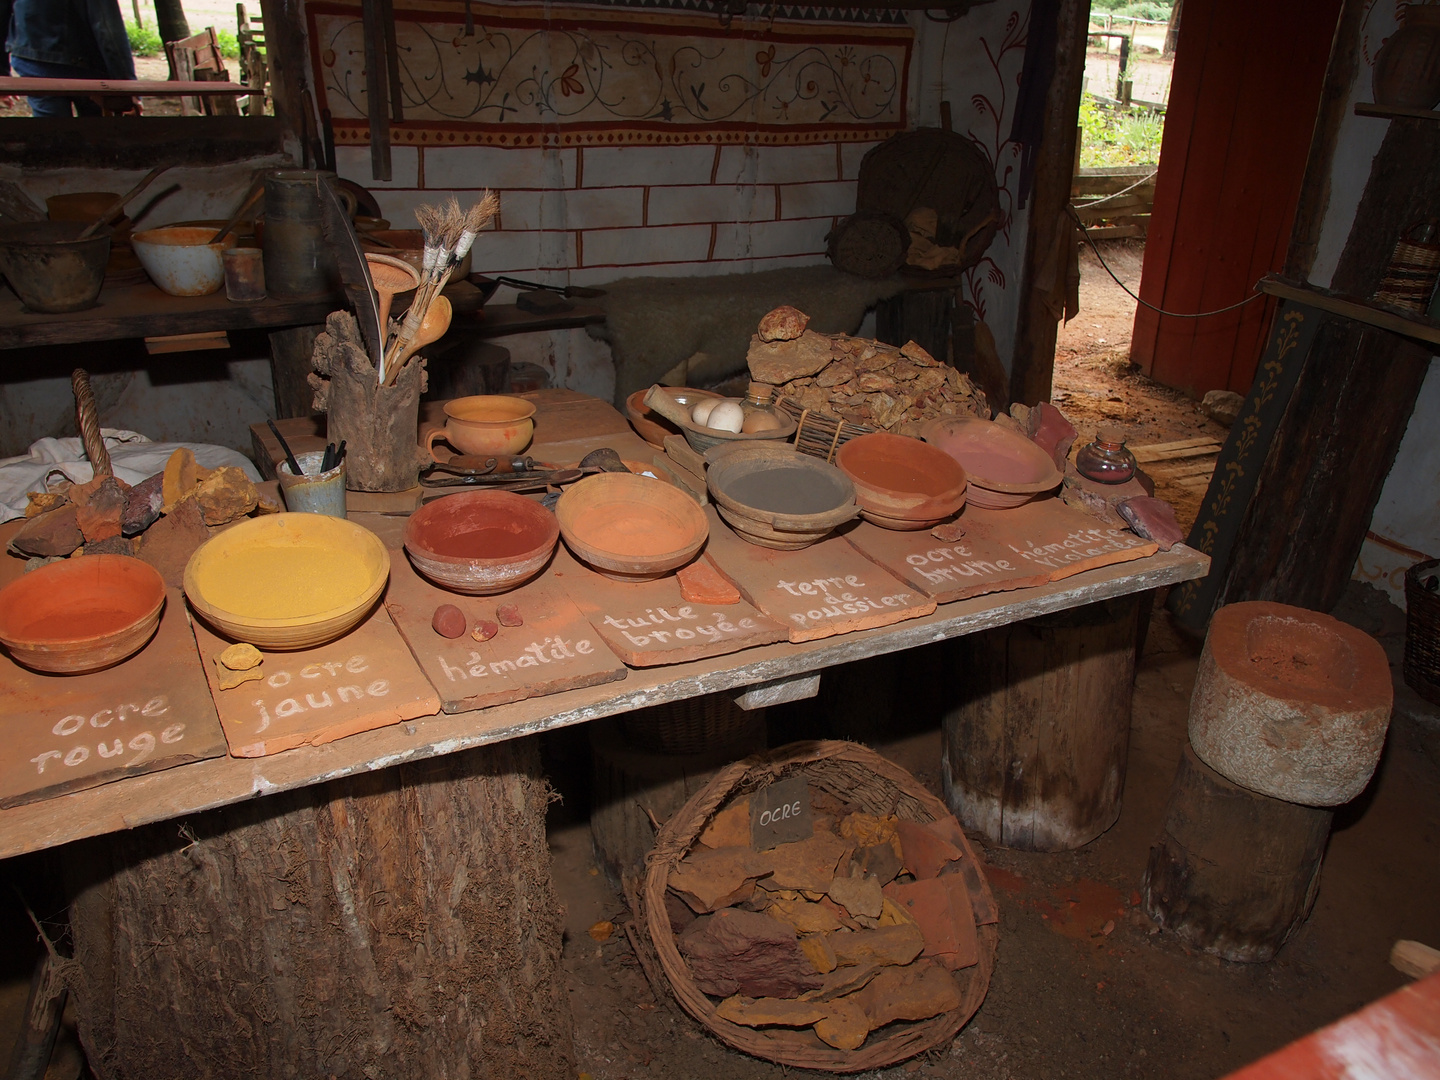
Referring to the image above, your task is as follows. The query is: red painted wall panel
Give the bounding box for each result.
[1130,0,1341,397]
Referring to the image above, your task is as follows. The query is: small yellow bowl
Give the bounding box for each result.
[183,514,390,650]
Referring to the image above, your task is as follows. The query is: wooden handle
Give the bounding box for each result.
[642,385,693,429]
[71,368,111,478]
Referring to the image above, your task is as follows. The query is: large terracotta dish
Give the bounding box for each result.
[836,431,968,530]
[0,555,166,674]
[707,444,858,550]
[184,513,390,650]
[920,416,1062,510]
[404,490,559,595]
[625,387,723,448]
[555,473,708,581]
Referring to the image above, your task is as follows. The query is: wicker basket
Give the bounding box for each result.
[620,693,759,756]
[639,740,997,1072]
[777,396,876,463]
[1404,558,1440,706]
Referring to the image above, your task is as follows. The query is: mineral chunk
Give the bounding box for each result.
[10,504,83,558]
[497,603,524,627]
[679,909,824,998]
[677,558,741,605]
[432,604,467,639]
[195,466,259,526]
[757,305,811,342]
[122,472,165,536]
[746,329,835,384]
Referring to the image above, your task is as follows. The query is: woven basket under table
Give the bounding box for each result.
[639,740,997,1072]
[1404,558,1440,707]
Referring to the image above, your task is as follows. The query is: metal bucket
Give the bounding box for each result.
[262,170,342,300]
[0,222,111,313]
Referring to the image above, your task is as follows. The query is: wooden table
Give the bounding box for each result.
[0,390,1208,859]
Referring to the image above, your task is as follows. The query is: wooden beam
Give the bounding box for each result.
[0,77,249,96]
[1009,0,1091,406]
[1258,274,1440,347]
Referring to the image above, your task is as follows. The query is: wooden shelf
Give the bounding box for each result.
[1257,274,1440,347]
[1354,102,1440,121]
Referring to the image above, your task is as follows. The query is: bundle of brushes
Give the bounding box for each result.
[378,191,499,386]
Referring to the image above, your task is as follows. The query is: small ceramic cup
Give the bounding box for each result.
[223,247,266,303]
[426,395,536,461]
[277,451,347,518]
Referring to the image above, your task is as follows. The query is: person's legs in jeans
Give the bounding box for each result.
[10,56,104,117]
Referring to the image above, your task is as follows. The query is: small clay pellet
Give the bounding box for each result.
[471,619,498,642]
[497,604,523,627]
[432,604,467,639]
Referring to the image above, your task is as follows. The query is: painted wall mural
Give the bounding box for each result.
[308,0,914,147]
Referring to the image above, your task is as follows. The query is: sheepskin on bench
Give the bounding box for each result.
[590,265,904,406]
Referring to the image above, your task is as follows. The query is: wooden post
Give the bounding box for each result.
[940,594,1141,851]
[267,323,325,419]
[1143,745,1333,963]
[66,741,575,1078]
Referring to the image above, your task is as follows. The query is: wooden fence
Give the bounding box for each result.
[1071,165,1156,240]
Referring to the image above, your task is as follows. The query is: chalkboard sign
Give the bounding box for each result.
[749,775,813,851]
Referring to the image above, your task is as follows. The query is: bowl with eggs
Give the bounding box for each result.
[641,383,797,453]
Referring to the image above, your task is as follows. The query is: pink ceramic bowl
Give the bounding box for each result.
[920,416,1062,510]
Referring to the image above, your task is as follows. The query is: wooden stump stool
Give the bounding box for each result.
[66,740,574,1079]
[941,594,1141,851]
[1189,601,1393,806]
[590,698,766,890]
[1143,745,1333,962]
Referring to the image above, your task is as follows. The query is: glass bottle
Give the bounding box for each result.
[739,382,784,434]
[1075,427,1138,484]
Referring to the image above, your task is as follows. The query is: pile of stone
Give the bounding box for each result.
[666,785,980,1052]
[745,305,989,432]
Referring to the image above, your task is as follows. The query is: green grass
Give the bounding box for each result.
[1090,0,1171,19]
[125,23,242,59]
[1079,94,1165,168]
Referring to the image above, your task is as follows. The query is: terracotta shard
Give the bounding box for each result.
[882,876,980,970]
[828,867,884,918]
[497,603,524,627]
[852,842,902,886]
[895,818,963,880]
[767,898,845,934]
[679,909,824,998]
[828,924,925,968]
[677,556,741,605]
[699,796,751,849]
[851,959,962,1028]
[757,305,811,343]
[194,466,259,526]
[72,474,129,544]
[923,814,1000,926]
[798,933,837,975]
[763,831,848,894]
[122,472,165,536]
[10,504,83,558]
[715,995,829,1028]
[669,846,765,913]
[1117,495,1186,551]
[813,1000,870,1050]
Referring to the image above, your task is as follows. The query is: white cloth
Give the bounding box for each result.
[0,429,261,523]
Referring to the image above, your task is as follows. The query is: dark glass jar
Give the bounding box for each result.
[1075,428,1137,484]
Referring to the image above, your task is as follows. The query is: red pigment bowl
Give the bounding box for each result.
[0,555,166,674]
[836,431,969,530]
[403,489,560,595]
[920,417,1063,510]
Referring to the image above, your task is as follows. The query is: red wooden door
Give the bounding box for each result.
[1129,0,1341,397]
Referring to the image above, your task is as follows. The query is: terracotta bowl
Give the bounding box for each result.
[404,490,559,595]
[707,444,858,550]
[0,555,166,674]
[625,387,723,448]
[184,513,390,650]
[555,473,708,581]
[426,395,536,460]
[836,431,969,530]
[920,417,1062,510]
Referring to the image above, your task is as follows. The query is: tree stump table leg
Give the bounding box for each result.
[941,595,1141,851]
[1142,744,1333,963]
[65,740,573,1080]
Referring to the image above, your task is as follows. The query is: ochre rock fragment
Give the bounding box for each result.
[757,305,811,343]
[219,643,263,670]
[828,923,925,968]
[195,466,259,526]
[497,603,524,627]
[763,832,848,894]
[162,447,207,513]
[677,557,740,605]
[895,819,962,880]
[715,995,828,1028]
[747,329,835,384]
[698,796,750,849]
[471,619,499,642]
[432,605,467,639]
[11,504,83,558]
[215,659,264,691]
[798,933,837,975]
[850,959,962,1028]
[669,846,765,913]
[767,897,844,935]
[72,474,129,543]
[122,472,165,536]
[812,999,870,1050]
[828,866,884,919]
[679,909,823,998]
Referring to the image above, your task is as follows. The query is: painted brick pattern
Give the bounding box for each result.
[347,140,885,280]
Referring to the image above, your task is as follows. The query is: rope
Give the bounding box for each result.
[1074,170,1157,207]
[1066,204,1266,320]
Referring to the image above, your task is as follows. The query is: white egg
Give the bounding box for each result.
[707,401,745,433]
[691,398,719,426]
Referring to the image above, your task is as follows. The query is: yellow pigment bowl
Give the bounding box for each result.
[183,513,390,650]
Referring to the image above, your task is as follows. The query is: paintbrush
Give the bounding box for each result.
[268,420,304,477]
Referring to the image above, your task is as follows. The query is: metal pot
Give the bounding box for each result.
[0,222,111,313]
[261,169,344,300]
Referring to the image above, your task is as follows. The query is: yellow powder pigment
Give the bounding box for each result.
[198,546,373,619]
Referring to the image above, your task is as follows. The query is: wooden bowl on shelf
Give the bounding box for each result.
[836,431,968,530]
[404,490,558,595]
[0,555,166,674]
[625,387,723,448]
[555,473,708,581]
[184,514,390,650]
[920,417,1062,510]
[706,444,858,550]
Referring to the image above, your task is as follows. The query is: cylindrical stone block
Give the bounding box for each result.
[1189,601,1392,806]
